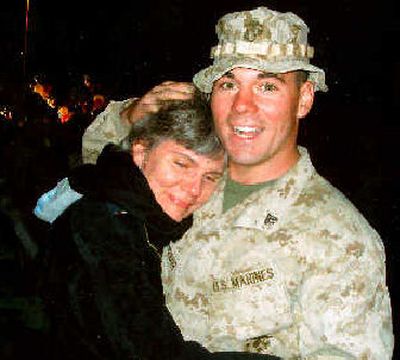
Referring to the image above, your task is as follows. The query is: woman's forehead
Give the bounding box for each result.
[150,139,225,169]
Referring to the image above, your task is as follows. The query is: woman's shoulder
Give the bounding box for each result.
[66,197,140,230]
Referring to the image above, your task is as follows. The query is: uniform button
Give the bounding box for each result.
[264,213,278,228]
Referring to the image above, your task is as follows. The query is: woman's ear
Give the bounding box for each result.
[297,81,315,119]
[132,140,148,169]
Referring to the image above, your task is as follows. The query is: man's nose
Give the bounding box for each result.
[233,87,257,114]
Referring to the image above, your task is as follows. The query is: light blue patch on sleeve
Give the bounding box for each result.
[33,177,83,223]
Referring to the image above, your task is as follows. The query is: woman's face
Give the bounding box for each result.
[133,139,225,222]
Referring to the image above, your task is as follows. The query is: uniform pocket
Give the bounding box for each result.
[207,263,293,349]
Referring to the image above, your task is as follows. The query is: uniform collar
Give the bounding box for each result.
[194,147,316,231]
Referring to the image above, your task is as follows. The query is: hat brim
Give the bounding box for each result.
[193,56,328,93]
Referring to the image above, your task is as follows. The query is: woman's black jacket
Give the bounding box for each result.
[43,145,278,360]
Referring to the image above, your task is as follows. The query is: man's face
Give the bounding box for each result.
[210,68,314,181]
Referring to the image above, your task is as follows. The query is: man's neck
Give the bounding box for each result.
[229,148,300,185]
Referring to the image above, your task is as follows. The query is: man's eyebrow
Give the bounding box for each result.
[220,71,286,83]
[258,72,286,83]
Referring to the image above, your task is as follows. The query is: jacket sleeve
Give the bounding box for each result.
[296,230,393,360]
[65,201,279,360]
[81,99,135,164]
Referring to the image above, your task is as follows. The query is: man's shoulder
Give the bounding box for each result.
[303,173,361,214]
[298,172,381,241]
[298,171,352,208]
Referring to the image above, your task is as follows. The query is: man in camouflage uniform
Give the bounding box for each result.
[82,6,393,359]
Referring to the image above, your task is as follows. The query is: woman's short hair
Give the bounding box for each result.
[129,91,223,157]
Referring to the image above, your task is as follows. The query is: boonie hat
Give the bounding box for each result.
[193,7,328,93]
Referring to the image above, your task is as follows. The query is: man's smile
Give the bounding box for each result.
[233,125,262,139]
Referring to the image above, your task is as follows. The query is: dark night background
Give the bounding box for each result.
[0,0,399,358]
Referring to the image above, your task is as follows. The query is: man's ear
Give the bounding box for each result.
[297,81,315,119]
[132,140,148,169]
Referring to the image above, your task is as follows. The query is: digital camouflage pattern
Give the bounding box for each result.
[82,99,135,164]
[193,7,328,93]
[161,148,393,359]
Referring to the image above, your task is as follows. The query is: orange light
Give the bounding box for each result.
[57,106,72,123]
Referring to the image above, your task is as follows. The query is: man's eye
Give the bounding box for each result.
[259,83,277,92]
[220,82,236,90]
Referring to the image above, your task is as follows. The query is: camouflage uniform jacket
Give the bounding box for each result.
[82,99,136,164]
[161,147,394,359]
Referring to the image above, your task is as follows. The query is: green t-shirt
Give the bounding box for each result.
[222,176,277,212]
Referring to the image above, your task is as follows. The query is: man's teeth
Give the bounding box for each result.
[233,126,259,137]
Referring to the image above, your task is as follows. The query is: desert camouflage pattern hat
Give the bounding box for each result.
[193,7,328,93]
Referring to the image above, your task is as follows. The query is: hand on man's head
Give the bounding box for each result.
[121,81,195,124]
